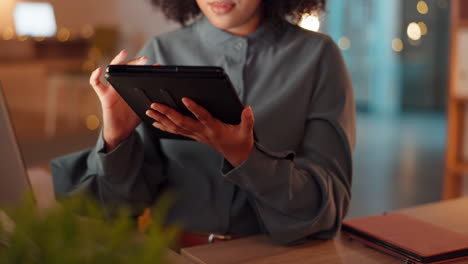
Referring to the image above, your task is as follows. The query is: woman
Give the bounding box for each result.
[52,0,356,245]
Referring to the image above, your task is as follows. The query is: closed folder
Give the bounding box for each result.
[342,213,468,264]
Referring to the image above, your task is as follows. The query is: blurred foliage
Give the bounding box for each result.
[0,193,179,264]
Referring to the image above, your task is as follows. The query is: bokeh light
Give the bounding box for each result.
[392,38,404,52]
[338,37,351,50]
[81,24,95,39]
[17,35,29,42]
[85,115,100,131]
[57,27,71,42]
[418,22,428,35]
[299,14,321,32]
[407,22,422,41]
[417,0,429,15]
[2,28,14,40]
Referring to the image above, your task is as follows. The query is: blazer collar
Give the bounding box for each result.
[195,15,280,48]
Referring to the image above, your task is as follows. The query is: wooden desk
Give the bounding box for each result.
[181,198,468,264]
[166,250,196,264]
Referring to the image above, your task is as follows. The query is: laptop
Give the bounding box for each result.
[0,81,32,206]
[342,213,468,264]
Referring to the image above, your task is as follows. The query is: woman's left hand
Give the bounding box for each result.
[146,98,255,167]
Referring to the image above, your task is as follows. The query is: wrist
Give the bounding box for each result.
[225,142,254,167]
[103,127,130,153]
[101,111,135,153]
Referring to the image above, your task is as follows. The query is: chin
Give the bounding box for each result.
[206,15,245,31]
[210,19,237,30]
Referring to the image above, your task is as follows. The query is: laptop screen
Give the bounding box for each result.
[0,82,31,206]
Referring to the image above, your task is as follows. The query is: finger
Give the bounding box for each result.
[147,110,193,136]
[152,63,161,66]
[152,122,200,141]
[150,103,203,132]
[182,98,217,128]
[146,109,166,122]
[240,106,255,134]
[127,56,148,66]
[110,50,128,65]
[89,67,108,96]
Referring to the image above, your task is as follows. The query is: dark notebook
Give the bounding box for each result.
[342,213,468,264]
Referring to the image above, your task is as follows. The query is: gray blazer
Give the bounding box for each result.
[51,16,356,245]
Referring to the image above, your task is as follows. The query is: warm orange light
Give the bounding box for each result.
[85,115,100,130]
[392,38,404,52]
[418,22,428,35]
[417,0,429,14]
[81,24,94,39]
[2,28,14,40]
[17,35,29,42]
[57,27,70,42]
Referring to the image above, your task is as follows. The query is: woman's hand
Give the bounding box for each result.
[146,98,255,167]
[90,50,148,152]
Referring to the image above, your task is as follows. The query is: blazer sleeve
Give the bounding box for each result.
[50,124,167,211]
[50,38,168,212]
[222,38,356,245]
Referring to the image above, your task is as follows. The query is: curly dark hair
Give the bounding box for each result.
[150,0,326,25]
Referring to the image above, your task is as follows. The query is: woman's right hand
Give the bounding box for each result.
[90,50,148,152]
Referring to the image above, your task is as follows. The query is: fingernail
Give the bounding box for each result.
[181,98,190,106]
[246,107,254,118]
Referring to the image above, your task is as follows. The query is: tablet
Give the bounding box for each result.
[105,65,244,139]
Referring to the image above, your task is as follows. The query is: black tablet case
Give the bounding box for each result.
[105,65,244,140]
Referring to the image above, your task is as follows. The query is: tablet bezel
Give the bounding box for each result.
[105,65,244,140]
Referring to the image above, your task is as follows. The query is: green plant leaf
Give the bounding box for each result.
[0,192,179,264]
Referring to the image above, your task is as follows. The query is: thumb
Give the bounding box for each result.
[240,106,255,134]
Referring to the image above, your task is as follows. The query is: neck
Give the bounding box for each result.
[224,7,263,36]
[225,18,262,36]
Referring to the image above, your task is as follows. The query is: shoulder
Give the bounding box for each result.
[145,23,198,50]
[137,23,199,62]
[277,23,344,67]
[154,23,197,44]
[281,22,339,54]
